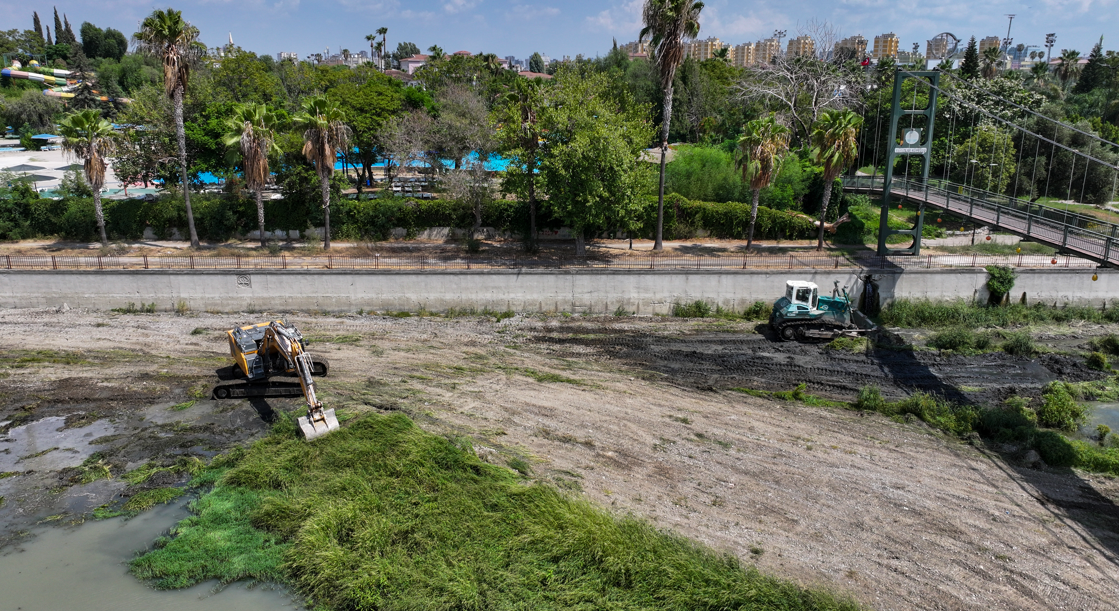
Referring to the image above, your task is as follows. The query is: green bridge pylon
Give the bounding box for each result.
[876,70,940,256]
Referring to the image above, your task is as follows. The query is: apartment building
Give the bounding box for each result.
[872,32,899,60]
[755,38,781,64]
[786,35,815,59]
[276,52,298,62]
[978,36,1002,54]
[621,40,649,55]
[732,42,757,67]
[685,37,726,61]
[835,35,868,59]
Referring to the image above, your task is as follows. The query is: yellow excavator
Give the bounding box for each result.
[212,320,339,440]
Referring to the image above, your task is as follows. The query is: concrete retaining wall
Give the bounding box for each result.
[0,268,1113,313]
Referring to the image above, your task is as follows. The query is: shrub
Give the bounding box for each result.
[1087,352,1111,371]
[1036,382,1088,431]
[672,300,712,318]
[742,301,770,321]
[1098,424,1112,444]
[855,385,886,411]
[927,327,974,351]
[1034,430,1078,467]
[1001,332,1035,356]
[985,265,1016,305]
[1089,334,1119,355]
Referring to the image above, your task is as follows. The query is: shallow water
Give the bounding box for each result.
[1083,402,1119,433]
[0,501,298,611]
[0,416,116,473]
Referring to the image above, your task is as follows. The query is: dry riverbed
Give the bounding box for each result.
[1,308,1117,610]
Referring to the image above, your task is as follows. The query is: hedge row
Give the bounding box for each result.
[1,189,821,243]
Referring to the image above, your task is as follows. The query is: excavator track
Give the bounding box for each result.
[211,379,306,400]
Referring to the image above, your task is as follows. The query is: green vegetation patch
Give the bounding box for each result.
[169,400,197,412]
[132,413,860,609]
[0,350,94,369]
[732,384,847,408]
[123,456,206,485]
[124,487,186,512]
[881,299,1119,329]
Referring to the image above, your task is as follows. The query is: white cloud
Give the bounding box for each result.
[509,4,559,20]
[443,0,480,13]
[585,0,643,36]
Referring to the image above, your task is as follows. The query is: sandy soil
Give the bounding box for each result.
[1,309,1117,610]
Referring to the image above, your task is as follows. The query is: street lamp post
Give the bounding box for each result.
[773,29,786,60]
[1045,33,1056,65]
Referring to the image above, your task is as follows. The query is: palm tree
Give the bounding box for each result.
[133,8,204,248]
[427,45,445,62]
[1056,49,1081,88]
[810,108,863,251]
[640,0,704,251]
[377,26,388,69]
[293,95,351,251]
[479,52,502,75]
[223,103,281,248]
[1029,60,1050,84]
[736,114,790,250]
[373,40,385,70]
[58,109,116,247]
[711,47,730,64]
[981,46,1002,79]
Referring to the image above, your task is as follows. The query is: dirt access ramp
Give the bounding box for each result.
[0,309,1117,610]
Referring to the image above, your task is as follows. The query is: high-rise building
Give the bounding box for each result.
[872,33,899,60]
[978,36,1001,55]
[755,38,781,64]
[685,37,725,61]
[732,42,757,67]
[786,35,815,59]
[834,35,868,59]
[621,40,649,55]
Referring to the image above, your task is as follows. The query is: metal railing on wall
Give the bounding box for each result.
[1,252,1096,272]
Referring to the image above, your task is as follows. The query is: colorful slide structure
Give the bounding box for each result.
[2,60,130,103]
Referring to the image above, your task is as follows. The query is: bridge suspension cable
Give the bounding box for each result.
[896,68,1119,171]
[937,69,1119,150]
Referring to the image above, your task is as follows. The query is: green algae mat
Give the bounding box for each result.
[131,413,860,610]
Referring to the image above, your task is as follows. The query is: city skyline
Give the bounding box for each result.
[0,0,1112,63]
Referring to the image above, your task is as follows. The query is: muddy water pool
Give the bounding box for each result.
[0,501,298,611]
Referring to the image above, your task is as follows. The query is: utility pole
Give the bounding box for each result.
[1002,14,1015,52]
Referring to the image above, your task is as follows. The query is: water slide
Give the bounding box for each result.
[1,60,130,103]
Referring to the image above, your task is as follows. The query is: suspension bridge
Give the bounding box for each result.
[847,68,1119,267]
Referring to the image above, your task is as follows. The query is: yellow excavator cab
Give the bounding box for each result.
[217,320,338,440]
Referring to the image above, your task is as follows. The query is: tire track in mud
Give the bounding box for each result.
[529,331,1059,403]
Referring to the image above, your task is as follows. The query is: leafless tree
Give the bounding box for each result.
[734,57,863,143]
[796,18,841,61]
[381,110,432,183]
[441,156,494,235]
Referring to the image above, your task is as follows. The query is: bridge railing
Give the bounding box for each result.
[843,175,1119,265]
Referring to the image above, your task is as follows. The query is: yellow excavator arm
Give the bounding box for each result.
[218,320,339,440]
[259,322,338,439]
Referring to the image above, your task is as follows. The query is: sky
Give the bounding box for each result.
[1,0,1115,62]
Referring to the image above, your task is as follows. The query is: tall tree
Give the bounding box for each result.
[810,108,863,251]
[1056,48,1082,88]
[1029,60,1050,84]
[1073,36,1106,94]
[223,103,281,247]
[53,8,63,46]
[133,8,204,248]
[63,15,75,45]
[496,77,547,251]
[538,70,653,256]
[33,12,43,42]
[427,45,445,62]
[640,0,704,251]
[293,95,351,251]
[58,109,117,247]
[528,52,544,73]
[392,41,420,66]
[377,27,388,69]
[45,26,52,46]
[735,114,790,249]
[960,36,980,79]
